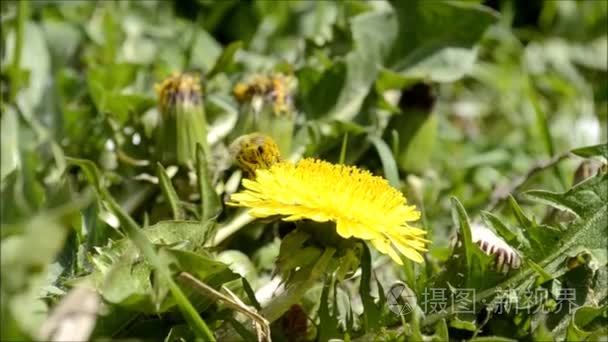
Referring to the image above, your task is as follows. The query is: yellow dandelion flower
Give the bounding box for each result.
[229,158,429,264]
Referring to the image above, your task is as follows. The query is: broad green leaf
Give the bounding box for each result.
[394,111,437,173]
[388,0,498,81]
[216,250,258,284]
[297,61,346,119]
[188,28,221,72]
[329,9,398,120]
[42,20,82,64]
[67,157,216,340]
[525,174,608,219]
[566,306,608,341]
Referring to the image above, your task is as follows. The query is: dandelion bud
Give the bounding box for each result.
[229,133,282,177]
[155,73,209,166]
[230,73,296,156]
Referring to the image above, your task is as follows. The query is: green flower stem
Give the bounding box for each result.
[208,210,254,246]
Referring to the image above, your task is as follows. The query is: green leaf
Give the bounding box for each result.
[508,195,561,260]
[394,111,437,173]
[388,0,498,82]
[526,259,553,283]
[260,247,335,323]
[425,173,608,328]
[431,319,449,342]
[6,21,51,111]
[449,318,477,331]
[318,276,340,342]
[328,9,398,120]
[481,211,531,251]
[525,174,608,219]
[226,317,258,342]
[207,41,242,79]
[275,230,322,281]
[368,135,400,187]
[338,133,348,165]
[359,243,381,332]
[566,306,608,341]
[297,61,346,119]
[1,107,20,181]
[86,64,154,123]
[188,28,222,72]
[196,144,221,224]
[157,163,184,220]
[571,143,608,158]
[240,278,261,311]
[440,198,498,290]
[67,158,216,341]
[469,337,517,342]
[451,197,474,276]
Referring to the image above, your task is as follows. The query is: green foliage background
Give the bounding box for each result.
[1,0,606,341]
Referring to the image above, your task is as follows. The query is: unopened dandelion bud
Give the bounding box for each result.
[231,73,296,156]
[229,133,282,177]
[155,73,209,166]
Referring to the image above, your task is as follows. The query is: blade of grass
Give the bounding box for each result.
[359,243,381,332]
[67,157,215,341]
[207,41,242,79]
[339,133,348,164]
[451,197,473,286]
[368,135,400,188]
[241,278,261,311]
[157,162,184,220]
[527,81,567,188]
